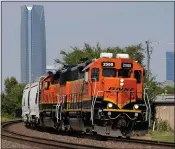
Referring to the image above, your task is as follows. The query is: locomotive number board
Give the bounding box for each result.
[121,63,133,68]
[102,62,115,67]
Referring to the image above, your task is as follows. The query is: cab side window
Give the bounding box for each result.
[28,91,30,107]
[35,91,38,104]
[134,70,142,83]
[91,68,99,82]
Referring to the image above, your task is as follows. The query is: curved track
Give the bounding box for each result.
[110,136,175,148]
[2,120,175,148]
[1,120,107,149]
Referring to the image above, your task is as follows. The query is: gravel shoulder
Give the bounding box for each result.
[1,139,42,149]
[5,123,173,149]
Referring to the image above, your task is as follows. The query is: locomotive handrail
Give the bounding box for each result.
[143,88,149,121]
[146,92,151,127]
[89,77,105,126]
[55,95,66,122]
[90,77,97,126]
[91,89,105,125]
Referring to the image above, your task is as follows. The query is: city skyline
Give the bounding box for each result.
[20,5,46,84]
[166,51,174,81]
[2,2,174,91]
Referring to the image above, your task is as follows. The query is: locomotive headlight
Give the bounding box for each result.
[134,104,139,110]
[107,103,113,108]
[120,82,124,86]
[120,78,124,82]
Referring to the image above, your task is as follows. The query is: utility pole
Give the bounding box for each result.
[145,40,153,128]
[145,40,153,85]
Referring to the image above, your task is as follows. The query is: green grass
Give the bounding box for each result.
[149,131,174,142]
[1,114,18,122]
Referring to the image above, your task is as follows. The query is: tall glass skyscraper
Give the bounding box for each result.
[166,51,174,81]
[21,5,46,84]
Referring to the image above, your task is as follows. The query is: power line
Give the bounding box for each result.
[149,40,175,45]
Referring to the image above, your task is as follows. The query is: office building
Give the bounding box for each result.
[166,51,174,81]
[21,5,46,83]
[46,64,63,74]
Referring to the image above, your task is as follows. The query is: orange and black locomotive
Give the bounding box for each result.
[22,53,150,138]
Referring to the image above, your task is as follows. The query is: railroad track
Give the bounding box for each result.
[2,120,175,148]
[110,136,175,148]
[1,120,108,149]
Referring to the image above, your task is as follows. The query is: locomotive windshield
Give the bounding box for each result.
[102,68,116,77]
[118,69,131,78]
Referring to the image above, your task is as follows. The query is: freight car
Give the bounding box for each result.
[22,53,151,138]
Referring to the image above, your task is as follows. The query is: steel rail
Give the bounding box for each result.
[109,136,175,148]
[1,120,108,149]
[2,120,175,148]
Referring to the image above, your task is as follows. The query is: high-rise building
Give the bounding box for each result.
[21,5,46,84]
[166,51,174,81]
[46,64,63,74]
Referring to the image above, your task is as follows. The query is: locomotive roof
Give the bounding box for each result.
[60,61,91,73]
[82,61,94,71]
[24,83,31,89]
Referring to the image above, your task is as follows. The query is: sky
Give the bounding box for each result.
[1,2,174,91]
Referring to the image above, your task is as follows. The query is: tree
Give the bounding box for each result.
[162,86,174,94]
[143,73,163,102]
[1,77,25,116]
[55,42,145,66]
[55,42,161,101]
[4,77,18,95]
[8,83,25,110]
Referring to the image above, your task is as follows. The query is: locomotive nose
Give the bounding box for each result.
[102,78,137,109]
[102,78,118,91]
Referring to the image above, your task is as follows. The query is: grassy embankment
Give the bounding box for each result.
[133,130,174,143]
[1,114,19,122]
[149,130,174,142]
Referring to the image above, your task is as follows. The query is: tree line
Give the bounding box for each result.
[1,42,174,116]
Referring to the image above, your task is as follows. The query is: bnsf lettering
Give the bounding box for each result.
[108,87,134,92]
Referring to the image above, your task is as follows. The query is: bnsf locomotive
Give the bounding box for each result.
[22,53,150,138]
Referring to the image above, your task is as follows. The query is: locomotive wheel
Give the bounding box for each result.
[24,122,28,127]
[31,123,35,129]
[25,123,31,128]
[28,122,31,128]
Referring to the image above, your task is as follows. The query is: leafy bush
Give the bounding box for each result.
[156,119,172,132]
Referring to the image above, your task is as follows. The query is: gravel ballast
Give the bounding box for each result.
[1,139,42,149]
[5,123,173,149]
